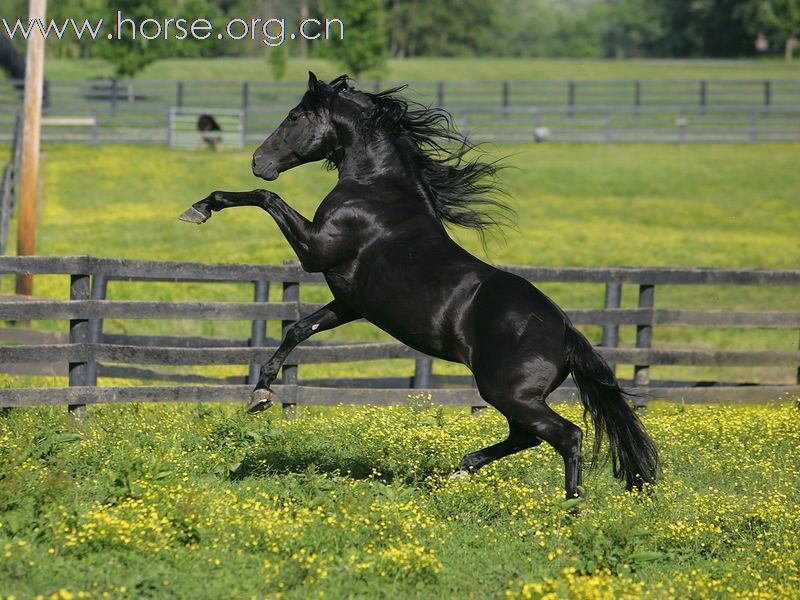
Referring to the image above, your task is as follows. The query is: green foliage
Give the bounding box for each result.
[320,0,387,76]
[3,0,799,62]
[269,45,288,81]
[91,0,171,78]
[740,0,800,55]
[386,0,500,57]
[91,0,224,78]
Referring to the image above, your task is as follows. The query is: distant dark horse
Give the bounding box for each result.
[180,73,659,498]
[197,114,222,150]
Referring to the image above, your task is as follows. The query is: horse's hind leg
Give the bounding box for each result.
[506,399,584,499]
[451,421,541,478]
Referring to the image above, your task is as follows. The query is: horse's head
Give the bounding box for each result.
[252,72,351,180]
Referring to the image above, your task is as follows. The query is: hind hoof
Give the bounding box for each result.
[449,469,469,480]
[178,205,211,224]
[247,388,274,415]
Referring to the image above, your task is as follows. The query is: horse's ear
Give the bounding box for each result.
[308,71,319,92]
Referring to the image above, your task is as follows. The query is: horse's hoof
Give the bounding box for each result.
[178,205,211,224]
[449,469,469,480]
[247,388,274,415]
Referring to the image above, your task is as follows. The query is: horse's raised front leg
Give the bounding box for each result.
[179,189,319,271]
[248,299,359,414]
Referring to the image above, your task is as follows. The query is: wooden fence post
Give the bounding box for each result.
[413,357,432,389]
[501,81,510,115]
[796,329,799,385]
[85,274,107,386]
[176,81,184,108]
[436,82,445,107]
[568,81,576,116]
[281,261,299,418]
[241,82,249,111]
[601,282,622,373]
[632,284,654,409]
[249,280,269,386]
[634,81,641,115]
[69,273,90,420]
[764,81,771,108]
[110,78,118,115]
[699,81,707,114]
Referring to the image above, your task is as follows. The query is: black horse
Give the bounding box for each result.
[180,73,659,498]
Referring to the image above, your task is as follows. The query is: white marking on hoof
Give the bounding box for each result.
[311,323,320,331]
[449,469,469,480]
[178,206,210,224]
[247,388,274,415]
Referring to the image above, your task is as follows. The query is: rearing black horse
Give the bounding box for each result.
[180,73,659,498]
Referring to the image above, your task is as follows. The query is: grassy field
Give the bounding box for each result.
[0,399,798,598]
[4,142,798,386]
[33,57,800,82]
[1,121,799,597]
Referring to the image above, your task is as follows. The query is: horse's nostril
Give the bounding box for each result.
[252,156,257,169]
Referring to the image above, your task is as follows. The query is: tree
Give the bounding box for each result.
[740,0,800,59]
[602,0,664,58]
[321,0,387,76]
[93,0,223,79]
[269,45,288,80]
[92,0,170,79]
[385,0,499,57]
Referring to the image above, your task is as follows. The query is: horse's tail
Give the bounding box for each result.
[564,325,659,491]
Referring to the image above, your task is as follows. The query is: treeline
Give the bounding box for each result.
[4,0,800,64]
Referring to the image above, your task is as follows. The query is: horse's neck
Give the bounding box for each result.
[336,135,412,182]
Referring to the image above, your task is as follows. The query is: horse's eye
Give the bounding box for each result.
[288,113,299,122]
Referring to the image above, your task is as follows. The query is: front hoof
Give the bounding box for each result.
[449,469,470,480]
[247,388,274,415]
[178,205,211,224]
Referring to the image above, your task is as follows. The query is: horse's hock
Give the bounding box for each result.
[0,255,797,417]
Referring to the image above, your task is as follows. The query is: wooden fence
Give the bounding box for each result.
[3,79,800,144]
[3,79,800,115]
[0,112,21,256]
[0,255,797,418]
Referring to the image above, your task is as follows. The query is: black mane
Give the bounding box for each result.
[323,76,514,239]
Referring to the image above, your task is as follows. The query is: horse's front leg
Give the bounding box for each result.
[180,189,319,271]
[248,300,358,414]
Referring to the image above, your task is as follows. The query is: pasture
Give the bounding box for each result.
[0,399,798,598]
[4,142,799,386]
[36,56,800,83]
[0,141,798,597]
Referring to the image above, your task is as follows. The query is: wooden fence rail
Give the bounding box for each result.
[0,255,797,418]
[5,80,800,144]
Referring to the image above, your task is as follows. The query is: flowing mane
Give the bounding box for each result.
[323,76,515,239]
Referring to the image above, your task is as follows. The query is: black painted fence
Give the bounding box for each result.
[0,255,797,418]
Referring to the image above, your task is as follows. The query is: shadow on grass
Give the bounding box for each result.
[231,447,441,485]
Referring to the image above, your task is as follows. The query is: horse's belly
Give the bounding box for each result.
[324,262,484,365]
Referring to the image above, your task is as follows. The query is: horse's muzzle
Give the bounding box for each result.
[252,157,279,181]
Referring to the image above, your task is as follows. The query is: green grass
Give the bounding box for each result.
[4,142,796,386]
[1,399,798,598]
[37,57,800,82]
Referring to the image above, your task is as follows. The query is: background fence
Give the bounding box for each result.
[2,79,800,144]
[0,255,797,418]
[0,112,21,256]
